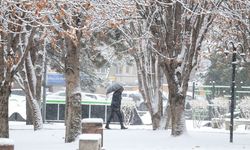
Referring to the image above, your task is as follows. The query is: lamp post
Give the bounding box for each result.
[192,81,195,99]
[227,42,245,143]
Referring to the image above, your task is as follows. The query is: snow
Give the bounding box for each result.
[0,138,14,145]
[79,134,101,140]
[9,120,250,150]
[8,94,26,119]
[140,111,152,125]
[82,118,103,124]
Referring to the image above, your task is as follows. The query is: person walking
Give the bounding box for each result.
[105,86,127,129]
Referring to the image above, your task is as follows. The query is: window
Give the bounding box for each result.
[58,93,66,96]
[116,66,123,74]
[85,94,97,100]
[46,104,58,120]
[96,68,107,73]
[11,89,25,96]
[126,66,130,74]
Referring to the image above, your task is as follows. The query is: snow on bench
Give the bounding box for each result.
[0,138,14,150]
[79,134,101,150]
[82,118,103,124]
[211,118,224,128]
[225,118,250,130]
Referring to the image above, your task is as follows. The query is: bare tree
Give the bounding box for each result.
[216,1,250,61]
[0,1,42,137]
[135,0,223,136]
[118,20,165,129]
[47,1,111,142]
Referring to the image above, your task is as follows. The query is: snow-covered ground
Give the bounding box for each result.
[8,120,250,150]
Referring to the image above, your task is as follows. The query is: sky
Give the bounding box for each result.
[6,120,250,150]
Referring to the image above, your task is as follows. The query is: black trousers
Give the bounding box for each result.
[107,107,123,125]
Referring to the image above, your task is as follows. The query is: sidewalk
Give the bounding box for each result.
[9,121,250,150]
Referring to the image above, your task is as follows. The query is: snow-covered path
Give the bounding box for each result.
[104,129,250,150]
[9,121,250,150]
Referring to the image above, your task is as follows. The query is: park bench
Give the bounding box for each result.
[224,118,250,130]
[0,138,14,150]
[81,118,104,147]
[79,134,102,150]
[211,118,224,128]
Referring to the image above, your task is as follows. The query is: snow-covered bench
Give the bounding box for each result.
[82,118,103,146]
[79,134,101,150]
[225,119,250,130]
[211,118,224,128]
[0,138,14,150]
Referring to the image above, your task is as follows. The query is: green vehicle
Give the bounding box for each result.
[46,91,111,122]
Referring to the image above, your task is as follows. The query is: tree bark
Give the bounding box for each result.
[0,83,11,138]
[64,36,82,143]
[26,99,33,125]
[160,102,171,129]
[134,53,163,130]
[168,84,186,136]
[20,52,43,130]
[25,38,45,125]
[0,32,14,137]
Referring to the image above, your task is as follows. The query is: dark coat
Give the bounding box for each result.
[111,90,122,109]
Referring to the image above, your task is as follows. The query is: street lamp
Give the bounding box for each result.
[192,81,195,99]
[226,42,245,143]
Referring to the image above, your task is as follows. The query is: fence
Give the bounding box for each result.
[187,84,250,128]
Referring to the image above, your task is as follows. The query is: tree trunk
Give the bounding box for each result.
[163,66,188,136]
[20,52,43,130]
[151,112,161,130]
[26,99,33,125]
[134,54,163,130]
[169,87,186,136]
[34,40,45,108]
[64,37,82,143]
[0,37,14,137]
[160,102,171,129]
[25,39,45,125]
[0,84,11,138]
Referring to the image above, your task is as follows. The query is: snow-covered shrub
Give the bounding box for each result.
[121,98,136,125]
[211,97,229,118]
[238,97,250,119]
[189,100,208,109]
[189,100,209,128]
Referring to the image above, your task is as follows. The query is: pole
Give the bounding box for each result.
[212,81,215,99]
[192,81,195,99]
[230,46,237,143]
[42,57,47,123]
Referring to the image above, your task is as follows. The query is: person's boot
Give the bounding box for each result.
[121,126,128,129]
[105,123,111,129]
[120,123,128,129]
